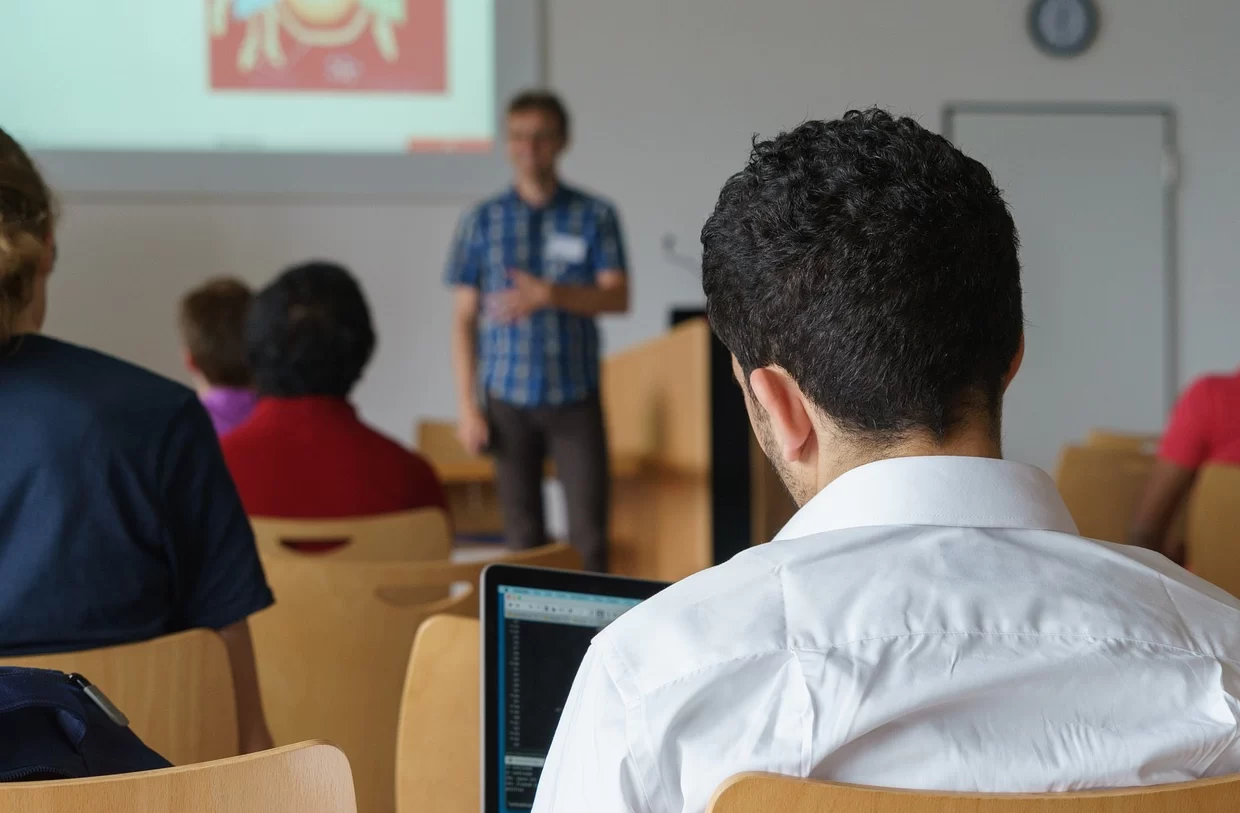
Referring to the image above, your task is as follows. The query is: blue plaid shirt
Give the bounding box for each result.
[446,184,628,407]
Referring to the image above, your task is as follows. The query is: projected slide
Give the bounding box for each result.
[209,0,444,93]
[5,0,494,154]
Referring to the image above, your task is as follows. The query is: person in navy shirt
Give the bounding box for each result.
[446,90,630,572]
[0,128,274,754]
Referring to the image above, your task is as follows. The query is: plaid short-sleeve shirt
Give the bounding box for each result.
[446,184,628,408]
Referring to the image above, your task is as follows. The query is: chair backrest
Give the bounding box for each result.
[253,543,579,813]
[250,508,452,561]
[0,628,236,766]
[708,772,1240,812]
[1187,464,1240,596]
[1054,445,1157,543]
[0,741,356,813]
[1086,429,1161,455]
[395,616,479,813]
[392,544,580,813]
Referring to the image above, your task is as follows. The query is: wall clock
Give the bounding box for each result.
[1028,0,1100,58]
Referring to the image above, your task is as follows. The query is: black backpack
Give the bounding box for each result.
[0,667,171,781]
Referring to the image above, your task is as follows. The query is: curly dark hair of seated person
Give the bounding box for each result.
[700,108,1023,444]
[246,260,376,398]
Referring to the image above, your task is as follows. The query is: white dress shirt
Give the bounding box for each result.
[532,456,1240,813]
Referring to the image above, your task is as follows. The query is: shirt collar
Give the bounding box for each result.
[200,386,257,410]
[505,182,571,210]
[251,396,357,422]
[773,456,1078,542]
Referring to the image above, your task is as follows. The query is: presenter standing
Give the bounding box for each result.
[446,91,630,572]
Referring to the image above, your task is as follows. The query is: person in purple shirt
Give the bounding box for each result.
[179,277,258,435]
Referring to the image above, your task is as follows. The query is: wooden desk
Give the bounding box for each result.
[428,453,649,542]
[431,454,647,486]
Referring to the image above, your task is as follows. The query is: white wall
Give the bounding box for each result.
[48,0,1240,444]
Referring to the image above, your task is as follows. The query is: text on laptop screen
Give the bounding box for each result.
[496,585,642,812]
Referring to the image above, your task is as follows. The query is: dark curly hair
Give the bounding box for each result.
[246,261,376,398]
[701,108,1023,442]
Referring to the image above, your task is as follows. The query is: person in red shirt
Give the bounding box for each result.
[1129,369,1240,560]
[223,261,447,523]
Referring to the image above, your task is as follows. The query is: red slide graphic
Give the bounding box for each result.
[208,0,445,94]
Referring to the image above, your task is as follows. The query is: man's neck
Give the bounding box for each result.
[514,174,559,208]
[816,420,1003,496]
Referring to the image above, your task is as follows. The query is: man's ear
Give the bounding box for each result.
[749,366,814,463]
[1003,333,1025,392]
[183,349,199,375]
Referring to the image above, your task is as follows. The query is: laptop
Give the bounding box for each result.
[481,564,667,813]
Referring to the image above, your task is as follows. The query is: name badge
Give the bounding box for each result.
[545,233,588,264]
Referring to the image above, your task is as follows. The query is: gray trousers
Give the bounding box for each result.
[488,395,610,572]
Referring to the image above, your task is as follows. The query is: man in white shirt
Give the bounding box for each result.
[531,109,1240,813]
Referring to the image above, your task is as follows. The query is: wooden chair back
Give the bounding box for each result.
[0,741,356,813]
[395,616,479,813]
[708,772,1240,812]
[250,508,452,561]
[1187,464,1240,596]
[253,543,579,813]
[392,544,579,813]
[0,629,236,766]
[374,543,582,618]
[1086,429,1161,454]
[1054,445,1157,543]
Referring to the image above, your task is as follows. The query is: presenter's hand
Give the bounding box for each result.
[491,270,552,322]
[458,405,490,456]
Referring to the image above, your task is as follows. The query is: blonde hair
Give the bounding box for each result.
[0,128,54,345]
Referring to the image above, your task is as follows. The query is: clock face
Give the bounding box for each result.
[1028,0,1100,57]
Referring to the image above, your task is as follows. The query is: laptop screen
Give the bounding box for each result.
[495,585,643,812]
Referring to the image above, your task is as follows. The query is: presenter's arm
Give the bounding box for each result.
[451,286,489,455]
[549,269,630,316]
[495,269,629,322]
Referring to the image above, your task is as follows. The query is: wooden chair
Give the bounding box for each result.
[708,772,1240,812]
[1187,464,1240,596]
[252,543,579,813]
[1086,428,1161,454]
[1054,445,1158,543]
[395,616,479,813]
[0,629,236,766]
[373,543,582,618]
[0,741,356,813]
[250,508,452,561]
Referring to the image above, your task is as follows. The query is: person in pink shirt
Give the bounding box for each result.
[178,277,258,436]
[1130,368,1240,560]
